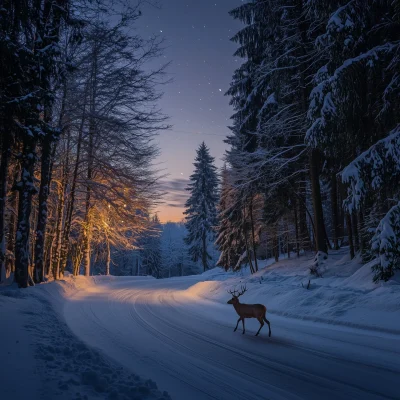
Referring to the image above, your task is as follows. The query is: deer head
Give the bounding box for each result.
[227,285,247,305]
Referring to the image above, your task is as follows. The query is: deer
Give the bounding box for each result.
[227,285,271,337]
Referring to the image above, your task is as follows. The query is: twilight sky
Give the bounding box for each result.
[136,0,243,222]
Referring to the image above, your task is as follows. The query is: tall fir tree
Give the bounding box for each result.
[184,142,219,271]
[215,166,241,271]
[306,0,400,280]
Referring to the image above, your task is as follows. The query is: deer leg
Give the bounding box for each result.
[242,318,245,334]
[234,317,241,332]
[255,317,264,336]
[263,316,271,337]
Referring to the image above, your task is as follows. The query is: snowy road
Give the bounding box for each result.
[64,276,400,400]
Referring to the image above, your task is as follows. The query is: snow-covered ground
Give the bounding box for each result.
[196,247,400,334]
[0,276,171,400]
[1,248,400,399]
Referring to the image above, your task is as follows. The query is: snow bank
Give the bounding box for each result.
[0,275,170,400]
[184,248,400,334]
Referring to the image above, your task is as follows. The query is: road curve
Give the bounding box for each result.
[64,276,400,400]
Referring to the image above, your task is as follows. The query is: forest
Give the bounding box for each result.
[1,2,400,399]
[1,0,400,289]
[0,0,170,287]
[216,0,400,282]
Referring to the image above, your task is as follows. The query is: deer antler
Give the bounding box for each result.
[237,285,247,297]
[227,285,247,297]
[227,287,239,297]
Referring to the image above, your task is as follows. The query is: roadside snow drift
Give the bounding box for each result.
[1,248,400,400]
[189,248,400,333]
[62,249,400,400]
[0,276,171,400]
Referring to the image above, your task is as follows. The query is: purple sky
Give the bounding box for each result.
[136,0,243,222]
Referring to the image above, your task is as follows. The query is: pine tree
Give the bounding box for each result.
[184,142,219,271]
[226,0,326,269]
[215,166,243,271]
[306,0,400,278]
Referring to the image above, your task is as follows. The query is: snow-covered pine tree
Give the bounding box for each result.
[184,142,219,272]
[306,0,400,279]
[216,166,243,271]
[343,126,400,281]
[225,1,283,271]
[227,0,326,268]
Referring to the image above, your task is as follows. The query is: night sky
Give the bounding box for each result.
[136,0,243,222]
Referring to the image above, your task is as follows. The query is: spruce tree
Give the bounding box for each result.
[307,0,400,278]
[215,166,243,271]
[184,142,219,271]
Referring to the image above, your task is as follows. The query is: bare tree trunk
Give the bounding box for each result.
[60,126,83,273]
[30,202,37,280]
[346,213,355,259]
[241,205,254,273]
[15,137,37,288]
[54,132,71,278]
[201,231,207,272]
[52,183,65,279]
[352,212,359,253]
[33,136,53,283]
[249,197,258,272]
[330,173,340,250]
[338,179,347,246]
[60,84,88,274]
[358,209,365,254]
[243,227,255,274]
[6,173,19,275]
[73,239,84,276]
[309,149,327,254]
[293,196,300,257]
[0,133,10,282]
[82,208,92,277]
[34,81,68,282]
[44,228,54,277]
[82,42,98,278]
[296,179,312,251]
[273,228,279,262]
[82,127,94,277]
[324,222,333,251]
[105,234,110,275]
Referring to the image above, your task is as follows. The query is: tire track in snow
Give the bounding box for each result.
[128,286,399,400]
[64,278,400,400]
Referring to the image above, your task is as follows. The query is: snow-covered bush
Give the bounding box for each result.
[371,203,400,282]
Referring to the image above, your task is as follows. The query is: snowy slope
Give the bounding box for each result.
[0,276,171,400]
[192,247,400,333]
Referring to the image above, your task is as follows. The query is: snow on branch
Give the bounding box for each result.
[341,125,400,213]
[371,202,400,282]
